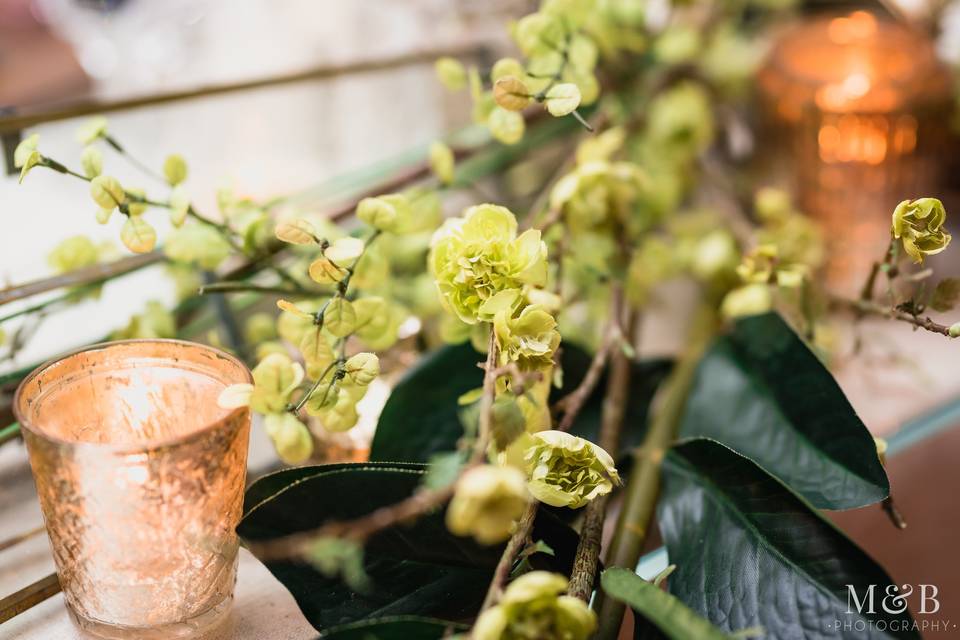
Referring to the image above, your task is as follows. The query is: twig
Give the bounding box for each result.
[832,296,954,337]
[882,495,908,530]
[479,501,539,612]
[593,304,717,640]
[555,319,619,432]
[0,43,485,134]
[0,573,60,624]
[197,282,321,297]
[0,525,45,553]
[568,295,633,602]
[0,251,161,307]
[859,239,896,304]
[568,493,609,602]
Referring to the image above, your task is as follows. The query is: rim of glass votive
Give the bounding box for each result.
[13,338,252,454]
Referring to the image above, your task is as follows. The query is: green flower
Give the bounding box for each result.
[218,353,304,414]
[446,465,530,545]
[494,304,560,371]
[47,236,100,273]
[550,161,648,235]
[720,283,773,319]
[524,430,620,508]
[473,571,596,640]
[892,198,951,263]
[264,412,313,464]
[430,204,547,324]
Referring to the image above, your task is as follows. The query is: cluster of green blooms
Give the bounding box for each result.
[15,117,241,273]
[473,571,596,640]
[892,198,952,264]
[435,0,608,144]
[550,127,651,238]
[217,194,442,462]
[429,204,620,548]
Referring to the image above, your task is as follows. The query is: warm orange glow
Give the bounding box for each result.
[827,11,877,44]
[815,113,910,166]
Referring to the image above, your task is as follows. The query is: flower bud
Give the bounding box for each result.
[473,571,596,640]
[163,154,188,186]
[524,430,620,509]
[250,353,304,414]
[720,283,773,320]
[356,197,398,231]
[494,304,560,371]
[90,175,126,210]
[264,413,313,464]
[892,198,951,264]
[949,322,960,338]
[446,465,529,545]
[344,352,379,386]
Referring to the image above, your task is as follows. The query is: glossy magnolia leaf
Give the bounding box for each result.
[322,616,466,639]
[680,312,887,509]
[600,568,732,640]
[239,462,579,634]
[658,439,919,640]
[369,342,671,463]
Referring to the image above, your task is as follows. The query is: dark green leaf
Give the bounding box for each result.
[319,616,466,639]
[930,278,960,312]
[243,462,425,517]
[370,342,671,462]
[601,567,733,640]
[658,439,918,640]
[239,462,579,634]
[680,312,887,509]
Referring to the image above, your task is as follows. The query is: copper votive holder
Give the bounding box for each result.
[13,340,252,639]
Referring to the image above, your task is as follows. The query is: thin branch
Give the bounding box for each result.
[0,251,162,307]
[859,238,896,304]
[832,296,954,337]
[479,501,539,612]
[197,282,320,297]
[0,525,45,554]
[0,573,60,624]
[568,294,633,602]
[594,304,717,640]
[555,319,619,432]
[0,43,486,134]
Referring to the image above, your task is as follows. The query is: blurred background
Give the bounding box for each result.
[0,0,526,367]
[2,1,960,636]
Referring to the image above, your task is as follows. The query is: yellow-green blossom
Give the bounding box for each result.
[721,283,773,319]
[892,198,951,264]
[429,204,547,324]
[446,465,530,545]
[494,304,560,371]
[550,161,648,235]
[473,571,596,640]
[736,244,807,288]
[524,430,620,508]
[264,412,313,464]
[47,236,100,273]
[218,353,304,415]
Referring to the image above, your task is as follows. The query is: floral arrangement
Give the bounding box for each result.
[7,1,958,638]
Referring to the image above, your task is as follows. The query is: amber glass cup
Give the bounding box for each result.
[14,340,252,639]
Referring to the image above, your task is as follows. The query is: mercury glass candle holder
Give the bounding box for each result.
[13,340,252,639]
[757,10,952,293]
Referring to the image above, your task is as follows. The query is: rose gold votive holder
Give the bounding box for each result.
[13,340,252,639]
